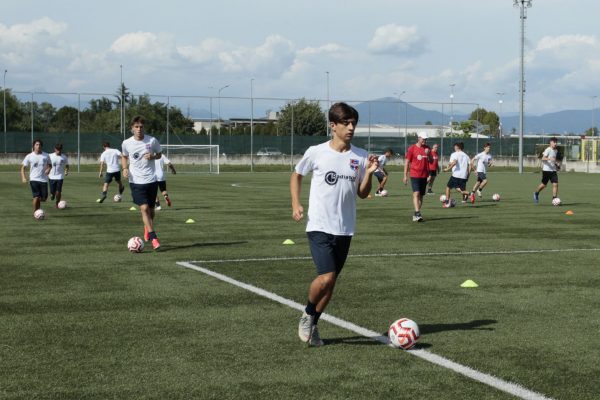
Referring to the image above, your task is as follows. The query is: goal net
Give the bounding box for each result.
[161,145,220,174]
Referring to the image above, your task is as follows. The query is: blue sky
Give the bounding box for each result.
[2,0,600,115]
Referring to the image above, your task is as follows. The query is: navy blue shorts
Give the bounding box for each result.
[477,172,487,182]
[374,170,386,183]
[130,182,159,208]
[428,170,437,177]
[410,177,428,196]
[49,179,64,194]
[158,180,167,192]
[30,181,48,200]
[542,171,558,185]
[307,231,352,275]
[104,171,122,184]
[447,176,467,191]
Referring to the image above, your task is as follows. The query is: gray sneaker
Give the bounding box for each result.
[477,189,482,198]
[298,312,314,343]
[412,215,423,222]
[309,325,324,347]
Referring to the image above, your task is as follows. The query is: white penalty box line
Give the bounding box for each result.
[177,261,554,400]
[186,247,600,265]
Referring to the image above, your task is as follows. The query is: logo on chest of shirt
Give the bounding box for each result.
[133,152,140,160]
[325,171,357,186]
[349,159,359,171]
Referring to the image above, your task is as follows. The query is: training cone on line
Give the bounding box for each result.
[129,206,137,211]
[282,239,295,245]
[185,219,195,224]
[460,279,479,288]
[565,210,574,215]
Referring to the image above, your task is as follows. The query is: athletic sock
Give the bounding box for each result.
[156,201,161,207]
[102,191,107,196]
[314,312,322,325]
[119,186,124,194]
[148,231,158,240]
[305,301,317,316]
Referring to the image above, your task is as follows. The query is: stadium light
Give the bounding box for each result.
[592,95,598,136]
[218,84,230,136]
[449,83,455,134]
[514,0,533,173]
[497,92,505,137]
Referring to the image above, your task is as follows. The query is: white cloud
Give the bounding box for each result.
[368,24,427,56]
[0,17,69,65]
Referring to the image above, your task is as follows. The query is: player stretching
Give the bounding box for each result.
[98,142,125,203]
[155,155,176,210]
[121,116,163,250]
[403,132,432,221]
[21,139,51,215]
[469,143,492,202]
[374,148,393,196]
[291,102,378,347]
[48,143,69,207]
[426,143,440,194]
[534,137,560,204]
[443,142,471,207]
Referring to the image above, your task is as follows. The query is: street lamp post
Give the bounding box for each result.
[514,0,533,173]
[449,83,456,134]
[218,84,230,136]
[326,71,330,136]
[120,65,124,139]
[3,69,7,153]
[497,92,505,157]
[250,78,254,172]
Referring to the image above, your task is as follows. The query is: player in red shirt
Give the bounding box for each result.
[427,143,440,194]
[403,132,433,222]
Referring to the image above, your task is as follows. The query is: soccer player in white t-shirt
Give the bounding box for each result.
[291,102,379,347]
[374,148,393,196]
[533,137,560,204]
[442,142,471,207]
[48,143,70,207]
[21,139,52,214]
[469,143,492,201]
[154,155,176,210]
[98,142,125,203]
[121,116,163,250]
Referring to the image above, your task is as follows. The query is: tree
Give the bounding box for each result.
[584,127,598,136]
[469,107,500,136]
[278,98,326,136]
[52,106,78,133]
[424,120,432,125]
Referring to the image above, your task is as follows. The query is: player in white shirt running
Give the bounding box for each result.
[121,116,163,250]
[469,143,492,202]
[291,102,378,347]
[154,155,176,210]
[48,143,70,207]
[442,142,472,207]
[21,139,51,214]
[98,142,125,203]
[533,137,561,204]
[374,148,393,196]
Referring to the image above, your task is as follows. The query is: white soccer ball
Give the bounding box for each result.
[552,197,562,206]
[492,193,500,202]
[127,236,144,253]
[57,200,67,209]
[33,209,45,220]
[389,318,420,350]
[113,194,122,202]
[380,189,389,197]
[439,194,447,203]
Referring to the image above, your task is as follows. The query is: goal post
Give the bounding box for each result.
[161,145,220,174]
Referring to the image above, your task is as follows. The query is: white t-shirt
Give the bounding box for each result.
[542,147,558,172]
[450,151,470,179]
[100,148,122,173]
[23,152,51,182]
[49,153,69,180]
[473,151,492,173]
[155,155,171,182]
[375,154,388,173]
[121,134,162,184]
[295,141,368,236]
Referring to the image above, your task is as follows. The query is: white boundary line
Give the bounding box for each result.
[187,247,600,264]
[177,261,554,400]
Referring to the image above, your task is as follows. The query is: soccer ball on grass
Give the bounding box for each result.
[127,236,144,253]
[552,197,562,206]
[113,194,122,202]
[380,189,388,197]
[388,318,420,350]
[57,200,67,209]
[439,194,447,203]
[33,209,45,220]
[492,193,501,202]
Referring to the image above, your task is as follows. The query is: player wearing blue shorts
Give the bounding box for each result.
[291,102,378,347]
[21,139,51,215]
[443,142,471,207]
[121,116,163,250]
[374,148,393,196]
[98,142,125,203]
[48,143,69,207]
[469,143,492,202]
[534,137,560,204]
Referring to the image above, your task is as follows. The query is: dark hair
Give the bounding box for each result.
[32,139,43,148]
[103,142,110,148]
[55,143,63,151]
[329,102,359,124]
[454,142,464,150]
[549,137,558,143]
[385,148,394,155]
[131,115,145,126]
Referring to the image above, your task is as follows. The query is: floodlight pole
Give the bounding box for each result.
[394,91,406,151]
[218,84,229,136]
[592,95,598,136]
[250,78,254,172]
[497,92,505,157]
[120,65,124,139]
[326,71,330,136]
[514,0,532,173]
[449,83,455,134]
[3,69,7,153]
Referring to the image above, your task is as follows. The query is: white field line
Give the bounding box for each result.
[187,247,600,265]
[177,261,554,400]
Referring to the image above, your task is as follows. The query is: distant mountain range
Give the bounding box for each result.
[354,97,598,135]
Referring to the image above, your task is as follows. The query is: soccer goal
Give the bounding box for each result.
[162,145,220,174]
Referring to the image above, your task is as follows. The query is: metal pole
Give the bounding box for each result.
[367,101,371,152]
[441,103,445,168]
[166,96,170,157]
[250,78,254,172]
[592,95,597,136]
[3,69,7,153]
[515,0,532,174]
[497,92,504,157]
[449,83,455,134]
[77,93,81,172]
[120,65,124,139]
[394,91,405,149]
[291,100,294,172]
[326,71,330,136]
[404,102,408,155]
[209,96,213,173]
[30,92,34,143]
[218,84,229,136]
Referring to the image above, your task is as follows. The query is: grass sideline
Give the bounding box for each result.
[1,169,599,399]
